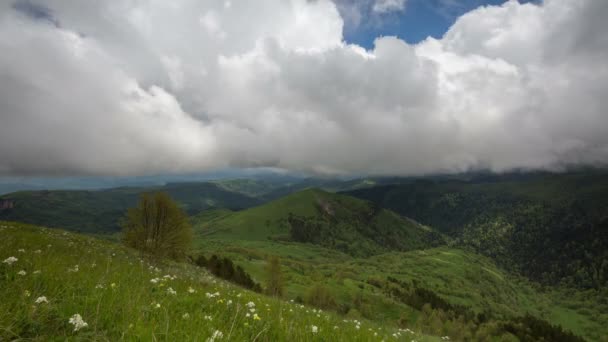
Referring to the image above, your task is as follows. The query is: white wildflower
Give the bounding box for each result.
[18,249,25,253]
[3,256,17,265]
[246,301,255,308]
[150,278,160,284]
[17,270,26,276]
[34,250,42,254]
[206,329,224,342]
[188,287,196,293]
[35,296,49,304]
[68,314,88,331]
[33,270,41,274]
[182,313,190,319]
[167,287,177,295]
[311,325,318,333]
[204,315,213,321]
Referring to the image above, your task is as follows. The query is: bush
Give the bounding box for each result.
[121,192,192,260]
[306,283,336,310]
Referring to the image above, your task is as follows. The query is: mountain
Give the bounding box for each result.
[0,182,261,234]
[344,171,608,289]
[193,188,445,257]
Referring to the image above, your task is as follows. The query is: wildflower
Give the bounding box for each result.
[188,287,196,293]
[207,330,224,342]
[154,303,161,309]
[24,290,31,297]
[18,249,25,253]
[3,256,17,265]
[95,284,105,289]
[237,293,242,297]
[204,315,213,321]
[253,313,261,320]
[167,287,177,295]
[249,308,256,313]
[68,265,79,272]
[33,270,41,274]
[245,313,251,317]
[333,326,338,330]
[150,278,160,284]
[182,313,190,320]
[18,270,26,276]
[311,325,318,333]
[34,249,42,254]
[246,301,255,308]
[35,296,49,304]
[110,283,117,289]
[227,300,232,305]
[68,314,88,331]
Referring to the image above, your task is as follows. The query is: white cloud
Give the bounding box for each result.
[0,0,607,176]
[372,0,407,13]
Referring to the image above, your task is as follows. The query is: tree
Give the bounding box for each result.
[121,192,192,260]
[265,256,284,297]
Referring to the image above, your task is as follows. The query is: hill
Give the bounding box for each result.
[344,171,608,289]
[0,182,261,234]
[193,188,445,257]
[194,235,605,340]
[0,222,435,341]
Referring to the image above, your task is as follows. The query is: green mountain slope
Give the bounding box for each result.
[194,237,605,341]
[0,182,261,234]
[344,171,608,289]
[0,222,436,341]
[194,188,444,257]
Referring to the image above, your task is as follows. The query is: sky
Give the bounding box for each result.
[0,0,607,177]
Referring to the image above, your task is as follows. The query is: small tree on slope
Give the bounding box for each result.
[121,192,192,260]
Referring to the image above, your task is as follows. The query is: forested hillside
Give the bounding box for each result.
[0,182,260,233]
[345,171,608,289]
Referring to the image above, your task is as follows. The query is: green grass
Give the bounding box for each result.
[193,188,443,256]
[0,221,439,341]
[194,238,608,341]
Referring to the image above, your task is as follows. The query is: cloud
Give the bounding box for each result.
[372,0,407,13]
[0,0,607,176]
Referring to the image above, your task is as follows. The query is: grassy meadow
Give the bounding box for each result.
[0,221,438,341]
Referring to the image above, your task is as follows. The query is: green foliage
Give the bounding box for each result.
[346,171,608,289]
[195,254,262,292]
[305,283,337,310]
[122,192,193,260]
[265,256,284,297]
[502,314,585,342]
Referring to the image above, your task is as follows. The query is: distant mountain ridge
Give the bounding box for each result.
[0,182,261,233]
